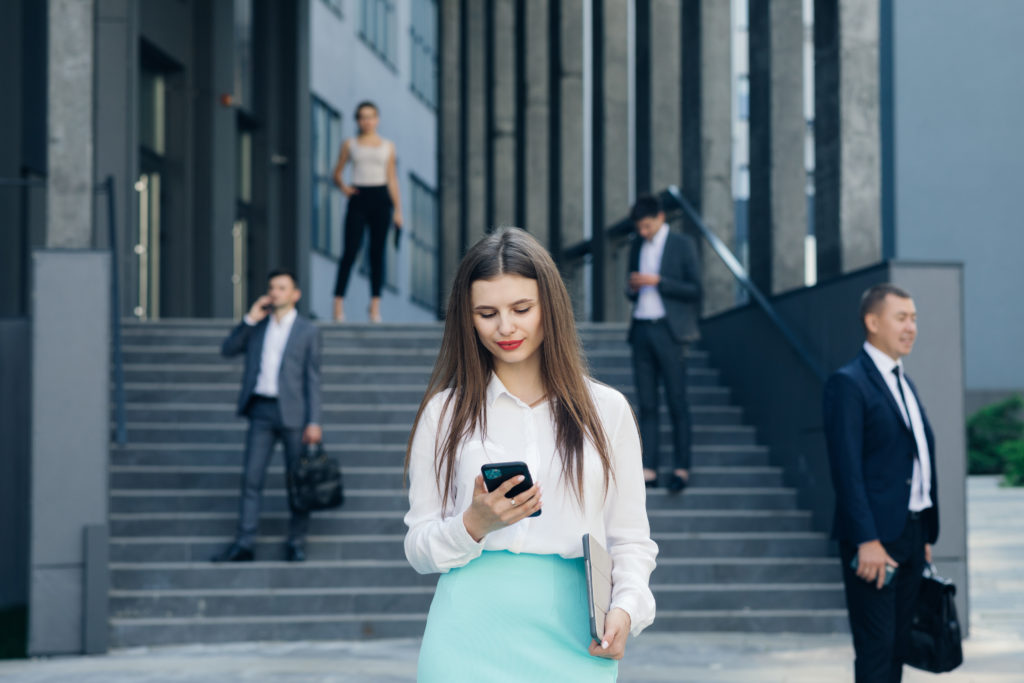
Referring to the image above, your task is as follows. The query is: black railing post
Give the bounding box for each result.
[105,175,127,445]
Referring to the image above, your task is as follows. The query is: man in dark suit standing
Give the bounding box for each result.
[212,269,322,563]
[626,194,702,493]
[824,284,939,682]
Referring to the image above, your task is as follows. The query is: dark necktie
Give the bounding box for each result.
[892,366,912,427]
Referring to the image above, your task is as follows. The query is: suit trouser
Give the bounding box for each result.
[839,512,927,683]
[630,319,691,471]
[236,396,310,548]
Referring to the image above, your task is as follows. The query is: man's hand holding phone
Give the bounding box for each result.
[462,474,542,543]
[855,539,899,590]
[247,295,273,323]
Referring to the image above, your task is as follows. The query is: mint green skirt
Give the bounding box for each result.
[417,551,618,682]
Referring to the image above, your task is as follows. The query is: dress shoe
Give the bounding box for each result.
[210,543,254,563]
[667,474,689,494]
[285,544,306,562]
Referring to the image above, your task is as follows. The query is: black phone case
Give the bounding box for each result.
[480,461,541,517]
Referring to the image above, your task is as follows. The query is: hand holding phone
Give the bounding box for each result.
[481,461,541,518]
[850,556,897,587]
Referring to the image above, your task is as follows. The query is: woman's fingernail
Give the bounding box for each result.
[601,640,609,649]
[517,475,525,482]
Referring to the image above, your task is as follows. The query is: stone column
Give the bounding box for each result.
[698,0,735,315]
[439,0,462,298]
[748,0,807,294]
[490,0,516,227]
[465,1,488,244]
[648,0,683,193]
[522,0,550,247]
[597,0,630,322]
[47,0,95,248]
[814,0,881,279]
[558,0,585,250]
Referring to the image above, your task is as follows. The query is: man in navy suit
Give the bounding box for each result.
[626,194,702,493]
[824,284,939,682]
[212,270,322,563]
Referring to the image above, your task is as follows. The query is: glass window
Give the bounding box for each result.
[311,97,343,257]
[409,175,439,313]
[360,0,397,67]
[234,0,254,112]
[139,69,166,155]
[410,0,438,108]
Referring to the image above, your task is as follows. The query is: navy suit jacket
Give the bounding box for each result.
[221,314,322,430]
[626,230,702,344]
[823,349,939,546]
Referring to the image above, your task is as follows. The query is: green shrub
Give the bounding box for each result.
[967,394,1023,475]
[1000,440,1024,487]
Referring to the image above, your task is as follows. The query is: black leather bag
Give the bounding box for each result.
[904,563,963,673]
[287,442,343,513]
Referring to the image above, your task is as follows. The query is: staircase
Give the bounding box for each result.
[108,320,847,647]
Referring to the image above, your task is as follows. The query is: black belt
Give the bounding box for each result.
[908,508,930,520]
[252,394,278,402]
[633,318,666,324]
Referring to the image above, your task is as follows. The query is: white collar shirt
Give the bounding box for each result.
[251,308,298,398]
[863,342,933,512]
[634,224,669,320]
[404,373,659,636]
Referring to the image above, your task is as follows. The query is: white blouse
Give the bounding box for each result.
[403,374,659,636]
[348,138,393,187]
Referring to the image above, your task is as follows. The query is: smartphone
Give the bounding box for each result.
[850,556,897,586]
[480,461,541,518]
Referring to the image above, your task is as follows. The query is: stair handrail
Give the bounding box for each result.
[98,175,127,445]
[663,185,827,382]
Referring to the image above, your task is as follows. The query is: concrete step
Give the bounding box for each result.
[119,402,744,427]
[117,422,757,446]
[110,443,773,468]
[109,465,782,490]
[108,532,830,563]
[651,583,845,611]
[648,610,849,633]
[121,383,735,406]
[109,509,813,538]
[109,487,798,514]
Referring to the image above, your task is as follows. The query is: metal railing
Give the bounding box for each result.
[558,185,827,382]
[0,174,126,444]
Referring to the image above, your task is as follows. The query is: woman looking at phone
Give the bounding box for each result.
[403,228,658,681]
[331,100,403,323]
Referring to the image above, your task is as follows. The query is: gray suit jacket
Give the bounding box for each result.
[626,230,702,344]
[221,314,322,429]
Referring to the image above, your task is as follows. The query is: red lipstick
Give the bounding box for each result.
[496,340,524,351]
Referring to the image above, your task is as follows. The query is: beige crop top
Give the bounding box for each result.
[348,138,393,187]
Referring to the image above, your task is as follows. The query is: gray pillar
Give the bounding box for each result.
[29,251,110,655]
[523,0,550,247]
[465,1,487,243]
[490,0,516,228]
[891,262,969,634]
[699,0,735,315]
[598,0,631,322]
[439,0,462,298]
[748,0,807,294]
[94,0,139,317]
[47,0,95,248]
[649,0,683,193]
[814,0,882,279]
[559,0,585,249]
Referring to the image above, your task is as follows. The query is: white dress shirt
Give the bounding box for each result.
[247,308,298,398]
[863,342,933,512]
[634,224,669,320]
[404,374,659,636]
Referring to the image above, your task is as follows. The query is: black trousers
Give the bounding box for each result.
[236,397,310,548]
[839,512,927,683]
[630,319,691,471]
[334,185,392,298]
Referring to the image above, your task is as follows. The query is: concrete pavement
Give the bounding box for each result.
[1,476,1021,682]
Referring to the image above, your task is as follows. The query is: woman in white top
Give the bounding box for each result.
[404,228,658,681]
[331,101,403,322]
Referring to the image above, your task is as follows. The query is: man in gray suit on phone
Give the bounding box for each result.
[211,269,322,563]
[626,194,702,493]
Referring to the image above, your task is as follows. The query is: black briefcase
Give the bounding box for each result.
[287,442,344,513]
[904,563,963,673]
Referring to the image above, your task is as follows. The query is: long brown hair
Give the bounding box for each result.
[404,227,613,511]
